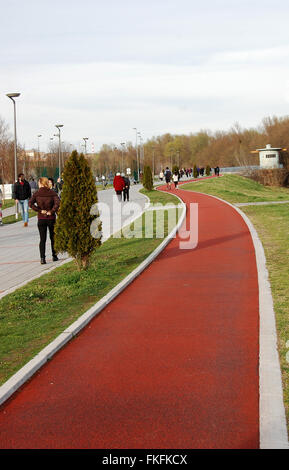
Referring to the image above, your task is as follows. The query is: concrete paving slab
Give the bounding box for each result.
[0,185,148,298]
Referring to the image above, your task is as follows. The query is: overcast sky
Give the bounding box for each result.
[1,0,289,152]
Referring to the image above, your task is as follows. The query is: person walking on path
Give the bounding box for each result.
[48,178,58,193]
[29,177,38,195]
[172,171,179,189]
[122,173,130,202]
[113,172,125,202]
[29,177,60,264]
[55,177,64,197]
[159,170,164,181]
[13,173,31,227]
[164,167,172,190]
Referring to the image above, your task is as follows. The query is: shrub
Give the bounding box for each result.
[143,165,153,190]
[193,165,198,178]
[206,165,211,176]
[247,168,289,187]
[54,150,102,270]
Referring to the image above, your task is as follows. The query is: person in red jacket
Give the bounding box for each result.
[113,172,125,202]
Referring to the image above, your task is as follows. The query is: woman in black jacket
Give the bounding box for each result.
[29,177,60,264]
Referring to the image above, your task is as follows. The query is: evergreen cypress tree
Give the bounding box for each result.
[193,165,198,178]
[143,165,153,190]
[206,165,211,176]
[54,151,102,270]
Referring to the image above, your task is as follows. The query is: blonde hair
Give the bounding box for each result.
[38,177,50,188]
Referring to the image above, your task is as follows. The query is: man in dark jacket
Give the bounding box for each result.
[13,173,31,227]
[121,173,130,202]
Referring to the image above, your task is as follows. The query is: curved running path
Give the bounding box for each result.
[0,185,259,449]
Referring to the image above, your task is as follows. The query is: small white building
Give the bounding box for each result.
[257,144,283,169]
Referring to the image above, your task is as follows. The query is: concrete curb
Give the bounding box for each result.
[190,190,289,449]
[0,193,186,407]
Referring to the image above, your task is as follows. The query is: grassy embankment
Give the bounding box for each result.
[0,188,182,385]
[181,174,289,428]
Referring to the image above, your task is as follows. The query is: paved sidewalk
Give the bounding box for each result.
[0,185,147,298]
[0,185,263,448]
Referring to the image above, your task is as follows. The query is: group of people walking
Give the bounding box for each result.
[113,172,131,202]
[13,173,61,264]
[158,167,180,190]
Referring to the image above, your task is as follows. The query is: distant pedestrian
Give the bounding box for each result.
[55,177,64,197]
[164,167,172,190]
[13,173,31,227]
[113,172,125,202]
[159,170,164,181]
[102,175,106,189]
[214,166,220,176]
[29,177,60,264]
[122,173,130,202]
[29,177,38,195]
[48,178,58,193]
[173,171,179,189]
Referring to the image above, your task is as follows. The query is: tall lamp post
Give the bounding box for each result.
[133,128,139,181]
[138,132,143,175]
[50,137,54,168]
[6,92,21,219]
[83,137,88,155]
[120,142,125,173]
[55,124,64,179]
[37,134,42,159]
[152,146,155,178]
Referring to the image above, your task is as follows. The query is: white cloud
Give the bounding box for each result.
[1,1,289,152]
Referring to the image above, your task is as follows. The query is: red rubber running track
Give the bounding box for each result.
[0,186,259,449]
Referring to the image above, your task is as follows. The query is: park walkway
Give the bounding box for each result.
[0,184,260,449]
[0,185,147,298]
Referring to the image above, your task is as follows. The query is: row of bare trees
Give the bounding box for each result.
[0,115,73,183]
[91,116,289,176]
[2,114,289,183]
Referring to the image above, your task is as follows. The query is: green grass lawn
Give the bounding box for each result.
[241,203,289,427]
[2,209,37,225]
[1,199,15,210]
[182,174,289,429]
[181,174,289,203]
[0,188,183,385]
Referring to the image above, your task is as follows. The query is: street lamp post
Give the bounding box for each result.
[83,137,88,155]
[37,134,42,159]
[133,128,139,182]
[55,124,64,179]
[152,147,155,178]
[120,142,125,173]
[138,132,142,176]
[6,92,20,219]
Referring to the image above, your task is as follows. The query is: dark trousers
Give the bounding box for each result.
[37,219,56,259]
[123,188,129,201]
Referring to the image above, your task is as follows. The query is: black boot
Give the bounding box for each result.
[52,255,59,261]
[40,258,46,264]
